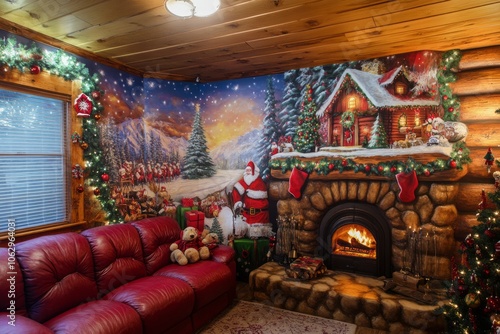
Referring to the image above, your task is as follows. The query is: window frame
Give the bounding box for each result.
[0,70,85,242]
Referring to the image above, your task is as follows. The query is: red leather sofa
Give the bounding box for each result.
[0,216,236,334]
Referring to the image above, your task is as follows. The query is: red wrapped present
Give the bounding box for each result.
[286,256,326,280]
[181,197,194,207]
[185,210,205,232]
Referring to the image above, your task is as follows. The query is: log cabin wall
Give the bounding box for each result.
[451,45,500,244]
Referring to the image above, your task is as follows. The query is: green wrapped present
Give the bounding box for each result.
[234,238,269,282]
[175,205,198,229]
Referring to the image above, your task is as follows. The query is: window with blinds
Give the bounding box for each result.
[0,87,69,232]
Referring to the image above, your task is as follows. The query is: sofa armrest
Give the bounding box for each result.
[0,312,53,334]
[210,245,235,265]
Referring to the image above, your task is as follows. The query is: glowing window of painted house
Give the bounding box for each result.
[347,96,356,109]
[395,82,407,95]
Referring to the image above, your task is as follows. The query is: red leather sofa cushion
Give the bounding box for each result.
[43,300,142,334]
[0,312,54,334]
[131,216,180,275]
[155,260,233,310]
[104,275,195,334]
[15,233,98,323]
[82,224,147,295]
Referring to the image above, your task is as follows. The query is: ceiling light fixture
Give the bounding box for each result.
[165,0,220,18]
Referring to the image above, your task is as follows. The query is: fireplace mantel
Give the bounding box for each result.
[270,146,468,182]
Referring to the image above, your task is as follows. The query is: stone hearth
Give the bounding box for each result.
[269,179,459,280]
[249,262,447,333]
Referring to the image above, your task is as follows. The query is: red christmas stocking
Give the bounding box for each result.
[396,170,418,203]
[288,167,309,199]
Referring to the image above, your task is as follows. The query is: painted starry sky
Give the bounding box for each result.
[90,62,284,149]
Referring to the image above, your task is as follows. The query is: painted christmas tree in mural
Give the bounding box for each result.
[209,216,224,245]
[293,85,320,153]
[442,167,500,333]
[279,69,301,138]
[181,104,216,179]
[256,77,280,179]
[367,114,389,148]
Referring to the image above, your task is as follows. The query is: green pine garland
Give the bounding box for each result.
[0,37,122,224]
[438,50,462,121]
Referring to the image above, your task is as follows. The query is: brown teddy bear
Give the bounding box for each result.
[201,232,219,252]
[170,226,210,265]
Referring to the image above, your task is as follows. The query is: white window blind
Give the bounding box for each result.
[0,87,69,232]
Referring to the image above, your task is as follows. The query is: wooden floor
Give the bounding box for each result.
[236,281,389,334]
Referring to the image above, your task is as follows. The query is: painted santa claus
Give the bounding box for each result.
[232,161,272,238]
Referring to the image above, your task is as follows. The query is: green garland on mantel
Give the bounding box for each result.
[271,49,469,177]
[0,37,122,224]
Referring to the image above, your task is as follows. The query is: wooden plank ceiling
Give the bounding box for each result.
[0,0,499,82]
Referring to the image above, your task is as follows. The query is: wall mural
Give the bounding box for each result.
[1,30,469,234]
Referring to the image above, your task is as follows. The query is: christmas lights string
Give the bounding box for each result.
[0,37,121,224]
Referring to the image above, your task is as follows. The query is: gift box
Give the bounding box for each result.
[286,256,326,280]
[181,197,194,207]
[176,205,198,229]
[185,210,205,232]
[234,238,269,282]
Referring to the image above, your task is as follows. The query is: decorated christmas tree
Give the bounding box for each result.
[442,162,500,333]
[209,216,224,245]
[293,85,320,153]
[181,104,217,179]
[367,113,389,148]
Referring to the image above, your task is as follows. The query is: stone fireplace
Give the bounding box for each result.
[269,178,460,280]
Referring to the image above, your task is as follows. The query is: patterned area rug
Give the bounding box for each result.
[198,300,357,334]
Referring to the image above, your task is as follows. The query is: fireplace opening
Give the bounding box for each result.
[317,202,392,278]
[332,224,376,259]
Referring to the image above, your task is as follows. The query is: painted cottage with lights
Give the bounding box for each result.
[317,65,440,148]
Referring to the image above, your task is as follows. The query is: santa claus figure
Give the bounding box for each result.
[232,161,272,238]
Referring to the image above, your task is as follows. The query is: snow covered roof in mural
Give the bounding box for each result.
[378,66,403,86]
[317,67,439,117]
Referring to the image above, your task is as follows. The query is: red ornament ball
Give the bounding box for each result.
[93,188,101,196]
[341,159,348,167]
[30,65,41,75]
[328,163,334,170]
[423,169,431,176]
[485,228,494,238]
[378,165,384,172]
[390,166,397,173]
[101,173,110,182]
[443,95,448,100]
[448,107,454,112]
[364,165,371,172]
[91,91,101,100]
[76,185,84,193]
[465,234,474,248]
[457,284,468,297]
[450,160,457,168]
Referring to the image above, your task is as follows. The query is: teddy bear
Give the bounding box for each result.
[169,226,210,265]
[201,232,220,251]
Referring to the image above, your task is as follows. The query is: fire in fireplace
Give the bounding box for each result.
[317,202,392,277]
[332,224,376,259]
